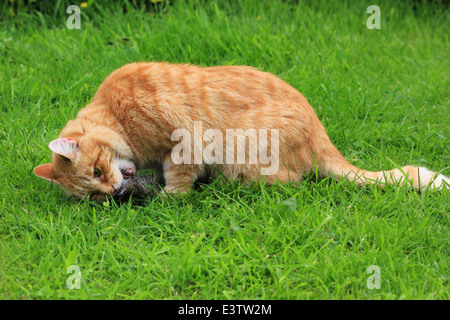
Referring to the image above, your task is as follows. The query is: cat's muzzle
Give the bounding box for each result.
[114,174,161,200]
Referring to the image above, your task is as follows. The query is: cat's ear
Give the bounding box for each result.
[33,163,60,184]
[48,138,78,160]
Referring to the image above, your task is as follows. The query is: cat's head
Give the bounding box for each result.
[34,134,136,201]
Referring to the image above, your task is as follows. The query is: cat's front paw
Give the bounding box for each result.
[162,184,190,196]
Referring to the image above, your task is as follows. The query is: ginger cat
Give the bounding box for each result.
[34,62,449,200]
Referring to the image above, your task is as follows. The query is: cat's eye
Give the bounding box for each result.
[93,168,102,178]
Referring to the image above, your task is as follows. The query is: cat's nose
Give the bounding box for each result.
[110,183,122,195]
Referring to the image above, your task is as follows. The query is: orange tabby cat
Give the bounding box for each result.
[34,62,449,200]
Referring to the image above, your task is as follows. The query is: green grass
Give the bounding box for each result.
[0,0,449,299]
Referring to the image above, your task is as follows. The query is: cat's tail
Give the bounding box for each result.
[323,160,450,191]
[313,127,450,191]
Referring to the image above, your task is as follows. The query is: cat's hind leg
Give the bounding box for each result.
[240,167,300,185]
[162,154,204,194]
[264,168,300,184]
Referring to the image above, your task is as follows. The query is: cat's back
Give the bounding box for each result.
[91,62,310,130]
[95,62,302,103]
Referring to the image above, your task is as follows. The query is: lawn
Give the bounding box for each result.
[0,0,448,300]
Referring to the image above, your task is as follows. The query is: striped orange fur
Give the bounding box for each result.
[34,62,449,200]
